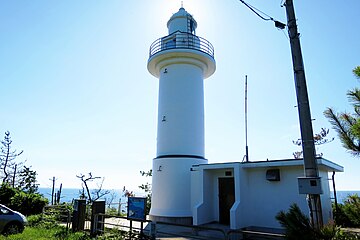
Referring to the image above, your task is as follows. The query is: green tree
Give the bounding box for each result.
[17,166,39,193]
[324,66,360,156]
[138,169,152,215]
[0,131,24,184]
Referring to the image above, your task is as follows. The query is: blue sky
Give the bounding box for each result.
[1,0,359,191]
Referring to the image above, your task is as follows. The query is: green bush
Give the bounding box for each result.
[334,194,360,227]
[276,203,318,240]
[26,213,60,229]
[106,207,119,216]
[277,203,360,240]
[333,229,360,240]
[11,191,48,215]
[0,183,48,216]
[0,183,16,205]
[27,214,44,227]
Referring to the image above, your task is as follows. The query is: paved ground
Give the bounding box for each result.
[102,218,288,239]
[104,218,229,239]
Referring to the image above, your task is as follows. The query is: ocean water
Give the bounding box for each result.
[332,190,360,204]
[38,188,359,205]
[38,188,145,208]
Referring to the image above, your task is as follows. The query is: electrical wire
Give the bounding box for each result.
[280,28,289,40]
[280,0,286,7]
[239,0,273,21]
[239,0,286,30]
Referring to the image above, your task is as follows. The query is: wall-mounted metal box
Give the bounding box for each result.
[266,169,280,181]
[297,177,323,194]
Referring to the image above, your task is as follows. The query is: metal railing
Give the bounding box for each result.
[228,229,285,240]
[93,214,151,239]
[154,221,226,240]
[42,205,72,231]
[149,32,214,58]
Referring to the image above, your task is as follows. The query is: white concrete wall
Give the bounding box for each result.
[157,63,204,157]
[240,166,308,228]
[191,169,215,225]
[191,163,334,229]
[191,167,235,225]
[230,166,246,229]
[319,170,333,223]
[151,157,207,217]
[148,7,215,221]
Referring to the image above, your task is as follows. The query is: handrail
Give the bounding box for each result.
[227,229,285,239]
[149,32,214,58]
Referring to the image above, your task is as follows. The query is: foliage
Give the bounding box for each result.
[277,203,360,240]
[0,225,91,240]
[324,66,360,156]
[106,207,119,216]
[276,203,317,240]
[96,228,126,240]
[334,202,354,228]
[334,194,360,227]
[0,183,48,215]
[354,66,360,80]
[26,214,44,227]
[1,213,153,239]
[0,132,39,194]
[0,182,16,203]
[17,166,39,193]
[292,128,334,159]
[138,169,152,215]
[122,187,134,198]
[11,191,48,216]
[42,204,73,225]
[0,131,24,185]
[333,230,360,240]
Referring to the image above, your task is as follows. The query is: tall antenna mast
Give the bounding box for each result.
[245,75,249,162]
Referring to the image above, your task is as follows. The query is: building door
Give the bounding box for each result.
[218,177,235,225]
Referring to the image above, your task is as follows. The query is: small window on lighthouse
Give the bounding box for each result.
[189,19,194,34]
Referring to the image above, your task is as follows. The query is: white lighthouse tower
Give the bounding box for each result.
[147,7,216,223]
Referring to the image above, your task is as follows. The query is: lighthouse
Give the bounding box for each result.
[147,7,216,223]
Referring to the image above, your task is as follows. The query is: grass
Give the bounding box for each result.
[0,226,90,240]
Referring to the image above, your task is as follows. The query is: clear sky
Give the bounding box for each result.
[1,0,359,192]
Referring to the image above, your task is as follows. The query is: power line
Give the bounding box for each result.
[239,0,273,21]
[239,0,286,29]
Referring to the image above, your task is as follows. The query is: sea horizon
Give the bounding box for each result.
[38,188,359,205]
[38,187,146,206]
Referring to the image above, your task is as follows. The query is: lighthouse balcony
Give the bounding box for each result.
[149,32,214,59]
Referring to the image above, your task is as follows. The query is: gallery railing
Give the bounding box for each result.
[149,32,214,58]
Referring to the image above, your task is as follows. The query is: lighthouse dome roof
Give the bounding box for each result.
[167,7,197,34]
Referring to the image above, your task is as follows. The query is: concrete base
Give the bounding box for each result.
[149,215,193,225]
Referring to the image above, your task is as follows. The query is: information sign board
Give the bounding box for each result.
[127,197,147,221]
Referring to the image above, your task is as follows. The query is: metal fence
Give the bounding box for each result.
[41,206,285,240]
[42,205,72,231]
[149,32,214,58]
[43,204,285,240]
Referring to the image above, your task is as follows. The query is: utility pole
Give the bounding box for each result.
[51,176,55,205]
[284,0,323,228]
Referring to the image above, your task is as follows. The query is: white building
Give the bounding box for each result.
[147,7,344,230]
[191,158,343,229]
